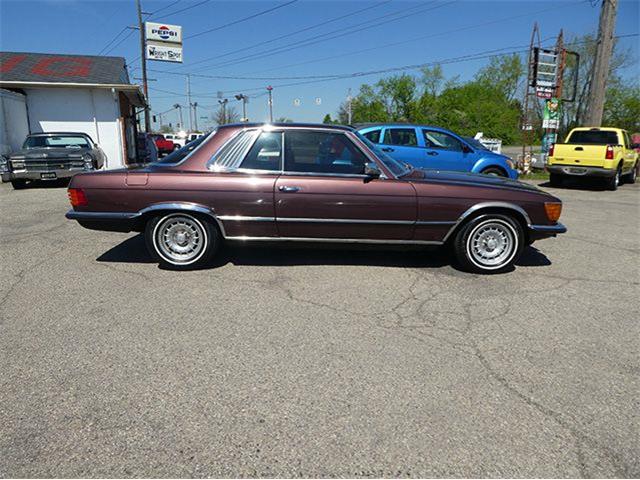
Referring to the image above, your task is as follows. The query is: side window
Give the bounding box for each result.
[623,131,630,149]
[383,128,418,146]
[423,130,463,152]
[284,131,368,175]
[240,131,282,171]
[362,128,382,144]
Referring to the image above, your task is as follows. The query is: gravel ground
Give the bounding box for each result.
[0,178,638,477]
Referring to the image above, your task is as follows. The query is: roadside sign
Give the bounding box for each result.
[146,43,183,63]
[531,47,559,88]
[536,86,554,99]
[315,97,322,105]
[293,98,301,106]
[542,97,560,129]
[145,22,182,44]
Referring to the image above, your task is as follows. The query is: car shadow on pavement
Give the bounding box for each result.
[97,234,552,271]
[539,178,611,191]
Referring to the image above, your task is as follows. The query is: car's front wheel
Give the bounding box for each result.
[622,163,637,184]
[145,212,220,269]
[453,214,524,274]
[481,167,507,177]
[605,166,621,191]
[11,179,27,190]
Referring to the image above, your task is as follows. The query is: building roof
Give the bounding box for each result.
[0,51,131,86]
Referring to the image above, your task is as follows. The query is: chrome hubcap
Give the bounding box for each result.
[154,215,206,264]
[467,220,517,269]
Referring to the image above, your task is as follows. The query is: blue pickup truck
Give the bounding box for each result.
[357,124,518,179]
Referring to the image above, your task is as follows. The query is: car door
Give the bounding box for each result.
[205,129,281,238]
[274,129,416,240]
[421,129,472,171]
[378,127,424,166]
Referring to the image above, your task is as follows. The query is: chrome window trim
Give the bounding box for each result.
[206,128,260,171]
[279,171,372,179]
[152,130,216,167]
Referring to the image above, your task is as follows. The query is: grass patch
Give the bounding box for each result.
[520,170,549,181]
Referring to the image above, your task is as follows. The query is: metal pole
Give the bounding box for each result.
[242,97,247,122]
[186,74,193,132]
[347,88,352,125]
[267,85,273,122]
[193,102,198,131]
[174,104,183,130]
[585,0,618,126]
[135,0,150,132]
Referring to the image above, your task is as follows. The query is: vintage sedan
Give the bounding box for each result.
[65,123,566,273]
[3,132,106,189]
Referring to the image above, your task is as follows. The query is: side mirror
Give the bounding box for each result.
[364,161,381,178]
[462,144,473,154]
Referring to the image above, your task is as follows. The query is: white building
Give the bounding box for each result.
[0,51,145,168]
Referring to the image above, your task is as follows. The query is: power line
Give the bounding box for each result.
[104,29,136,56]
[97,26,129,55]
[151,0,211,21]
[148,0,181,17]
[186,0,299,40]
[186,1,451,73]
[171,0,391,70]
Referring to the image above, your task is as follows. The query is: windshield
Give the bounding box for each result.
[152,132,212,165]
[23,135,91,149]
[353,131,410,177]
[464,137,488,151]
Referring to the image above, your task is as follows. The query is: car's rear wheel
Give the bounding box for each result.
[11,179,27,190]
[481,167,507,177]
[453,214,524,274]
[549,172,563,187]
[622,163,637,184]
[145,212,219,269]
[605,166,621,191]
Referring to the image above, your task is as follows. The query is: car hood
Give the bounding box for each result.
[404,168,541,193]
[10,147,90,159]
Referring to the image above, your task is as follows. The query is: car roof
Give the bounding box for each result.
[218,122,355,132]
[27,132,92,136]
[354,123,449,130]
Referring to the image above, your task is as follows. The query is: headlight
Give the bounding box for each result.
[0,156,8,173]
[82,154,94,169]
[11,159,25,169]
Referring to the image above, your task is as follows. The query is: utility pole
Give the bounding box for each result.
[135,0,150,132]
[186,74,193,132]
[173,103,183,130]
[347,88,353,125]
[585,0,618,126]
[266,85,273,122]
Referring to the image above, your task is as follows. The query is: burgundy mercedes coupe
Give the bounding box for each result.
[66,123,566,273]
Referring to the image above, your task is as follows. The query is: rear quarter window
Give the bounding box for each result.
[567,130,620,145]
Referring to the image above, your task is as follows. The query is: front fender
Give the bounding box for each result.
[471,155,518,179]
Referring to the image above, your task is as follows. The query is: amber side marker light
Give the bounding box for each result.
[544,202,562,222]
[68,188,88,207]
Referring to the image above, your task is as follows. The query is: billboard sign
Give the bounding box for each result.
[146,43,183,63]
[542,97,560,129]
[145,22,182,44]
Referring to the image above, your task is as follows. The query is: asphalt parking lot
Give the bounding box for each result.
[0,179,638,477]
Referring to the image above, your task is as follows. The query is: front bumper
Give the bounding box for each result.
[2,167,86,182]
[528,222,567,241]
[547,165,615,178]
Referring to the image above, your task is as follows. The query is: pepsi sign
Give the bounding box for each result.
[145,22,182,44]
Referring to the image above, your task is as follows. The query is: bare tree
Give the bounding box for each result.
[214,105,240,125]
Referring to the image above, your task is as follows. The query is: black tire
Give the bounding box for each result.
[11,179,27,190]
[605,166,621,191]
[452,214,524,274]
[481,167,508,177]
[549,172,563,187]
[621,163,637,184]
[144,212,220,270]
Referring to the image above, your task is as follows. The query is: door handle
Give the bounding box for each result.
[278,185,301,192]
[381,147,394,152]
[426,151,439,156]
[574,147,584,151]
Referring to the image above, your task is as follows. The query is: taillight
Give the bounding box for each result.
[544,202,562,222]
[548,143,555,157]
[605,145,614,160]
[68,188,88,207]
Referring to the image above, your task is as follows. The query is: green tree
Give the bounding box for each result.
[475,54,524,101]
[603,81,640,132]
[322,113,334,124]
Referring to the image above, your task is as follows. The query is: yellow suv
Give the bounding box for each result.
[547,127,638,190]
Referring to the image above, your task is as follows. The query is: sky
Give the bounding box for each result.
[1,0,638,130]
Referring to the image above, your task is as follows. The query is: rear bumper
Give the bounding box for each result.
[547,165,615,178]
[66,210,139,232]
